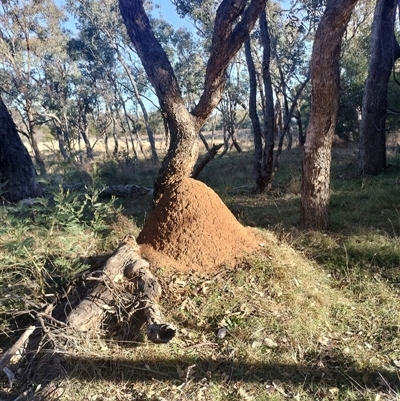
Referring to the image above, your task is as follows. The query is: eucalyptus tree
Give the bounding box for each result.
[67,0,159,163]
[40,30,78,161]
[244,2,311,192]
[338,0,373,141]
[217,56,249,156]
[0,97,42,202]
[268,0,314,151]
[358,0,400,175]
[244,10,275,192]
[66,8,121,159]
[119,0,268,201]
[301,0,358,230]
[0,0,66,175]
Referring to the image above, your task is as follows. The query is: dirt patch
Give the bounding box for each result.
[137,177,260,272]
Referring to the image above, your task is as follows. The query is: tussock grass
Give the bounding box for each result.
[1,143,400,400]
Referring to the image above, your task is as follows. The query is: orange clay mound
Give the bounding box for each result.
[137,177,260,272]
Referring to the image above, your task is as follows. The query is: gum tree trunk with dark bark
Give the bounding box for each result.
[301,0,358,230]
[358,0,400,175]
[244,11,275,193]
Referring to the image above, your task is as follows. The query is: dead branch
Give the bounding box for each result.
[61,184,153,198]
[192,143,224,179]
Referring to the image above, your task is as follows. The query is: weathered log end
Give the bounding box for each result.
[147,323,176,343]
[67,241,176,343]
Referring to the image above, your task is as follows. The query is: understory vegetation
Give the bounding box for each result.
[1,143,400,400]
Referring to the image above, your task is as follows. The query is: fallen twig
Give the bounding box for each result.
[0,325,37,372]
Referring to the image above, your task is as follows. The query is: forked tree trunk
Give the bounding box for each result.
[358,0,400,175]
[301,0,358,230]
[118,0,267,202]
[0,97,42,202]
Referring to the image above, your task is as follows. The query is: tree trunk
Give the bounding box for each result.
[111,109,119,157]
[301,0,358,230]
[79,109,93,160]
[54,122,69,161]
[244,38,264,190]
[244,13,275,193]
[295,108,306,146]
[259,10,275,192]
[0,97,42,202]
[358,0,400,175]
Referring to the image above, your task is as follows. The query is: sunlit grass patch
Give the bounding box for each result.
[1,145,400,400]
[30,230,398,400]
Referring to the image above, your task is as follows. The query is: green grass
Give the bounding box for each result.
[1,144,400,400]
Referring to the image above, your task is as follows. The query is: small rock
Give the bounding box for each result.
[264,337,278,348]
[217,327,227,339]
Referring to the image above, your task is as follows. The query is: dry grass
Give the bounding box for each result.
[1,141,400,400]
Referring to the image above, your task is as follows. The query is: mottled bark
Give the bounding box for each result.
[301,0,358,230]
[118,0,267,202]
[358,0,400,175]
[0,97,42,202]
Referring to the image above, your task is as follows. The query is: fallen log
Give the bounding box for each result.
[98,184,153,199]
[61,184,153,198]
[67,239,176,343]
[0,239,174,396]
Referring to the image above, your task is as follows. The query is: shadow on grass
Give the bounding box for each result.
[32,350,399,398]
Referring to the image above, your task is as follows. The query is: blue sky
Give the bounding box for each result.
[153,1,191,29]
[55,0,191,31]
